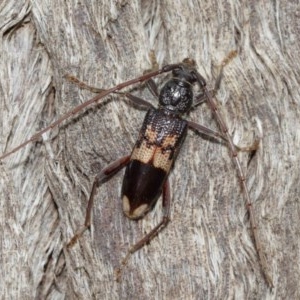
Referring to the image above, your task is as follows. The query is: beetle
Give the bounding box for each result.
[0,58,273,286]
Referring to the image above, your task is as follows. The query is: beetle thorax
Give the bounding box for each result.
[158,79,193,114]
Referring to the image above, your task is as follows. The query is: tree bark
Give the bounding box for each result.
[0,0,299,299]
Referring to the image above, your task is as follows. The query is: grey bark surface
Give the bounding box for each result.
[0,0,299,299]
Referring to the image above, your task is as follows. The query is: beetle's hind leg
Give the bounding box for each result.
[116,179,171,281]
[67,155,130,247]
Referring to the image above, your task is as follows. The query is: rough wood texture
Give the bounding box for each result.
[0,0,299,299]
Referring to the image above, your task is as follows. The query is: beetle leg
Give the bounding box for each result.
[188,120,259,152]
[122,78,159,108]
[188,120,227,142]
[67,155,131,247]
[122,92,155,109]
[65,74,156,109]
[64,74,104,93]
[116,178,171,280]
[145,78,159,98]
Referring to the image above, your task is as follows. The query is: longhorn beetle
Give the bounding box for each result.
[0,58,273,287]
